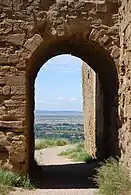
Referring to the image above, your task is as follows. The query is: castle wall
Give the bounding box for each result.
[119,0,131,171]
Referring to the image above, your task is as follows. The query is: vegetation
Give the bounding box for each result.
[59,142,92,162]
[94,157,131,195]
[0,169,34,195]
[35,115,84,149]
[35,138,70,150]
[35,123,84,142]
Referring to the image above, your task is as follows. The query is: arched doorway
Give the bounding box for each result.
[26,35,120,173]
[0,0,121,175]
[34,54,84,165]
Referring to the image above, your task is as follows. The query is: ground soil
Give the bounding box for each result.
[10,145,98,195]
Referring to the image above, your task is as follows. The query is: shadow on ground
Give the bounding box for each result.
[30,159,100,189]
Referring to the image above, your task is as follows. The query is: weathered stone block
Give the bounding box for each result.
[0,0,130,175]
[0,77,5,85]
[0,55,8,64]
[1,0,12,7]
[2,86,10,95]
[4,99,25,107]
[100,34,109,44]
[6,76,25,86]
[111,45,120,58]
[16,59,26,69]
[6,132,25,142]
[11,95,26,101]
[8,54,19,64]
[10,140,26,163]
[24,34,43,54]
[0,121,23,129]
[11,86,25,95]
[96,3,107,13]
[0,106,6,115]
[0,132,11,150]
[0,54,19,64]
[6,34,25,46]
[8,107,26,117]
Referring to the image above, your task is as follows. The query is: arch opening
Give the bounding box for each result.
[34,54,85,167]
[26,37,120,177]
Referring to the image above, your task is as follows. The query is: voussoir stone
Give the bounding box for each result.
[24,34,44,53]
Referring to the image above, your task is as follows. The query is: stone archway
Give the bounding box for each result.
[0,0,120,173]
[26,33,119,173]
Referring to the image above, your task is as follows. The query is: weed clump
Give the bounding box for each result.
[59,142,91,162]
[35,138,69,150]
[94,157,131,195]
[0,169,34,195]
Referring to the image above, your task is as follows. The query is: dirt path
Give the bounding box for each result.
[35,144,81,165]
[10,145,98,195]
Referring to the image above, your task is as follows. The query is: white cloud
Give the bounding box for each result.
[56,97,64,100]
[69,98,77,101]
[35,101,58,105]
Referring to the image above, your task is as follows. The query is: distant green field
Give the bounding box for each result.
[35,123,84,142]
[34,112,84,144]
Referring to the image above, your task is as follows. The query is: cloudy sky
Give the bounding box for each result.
[35,54,83,111]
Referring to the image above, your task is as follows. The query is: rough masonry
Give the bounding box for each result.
[82,63,96,158]
[0,0,129,174]
[82,62,104,159]
[119,0,131,171]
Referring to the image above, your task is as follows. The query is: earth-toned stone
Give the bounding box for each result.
[0,0,130,176]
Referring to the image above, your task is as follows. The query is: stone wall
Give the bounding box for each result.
[82,62,96,157]
[119,0,131,171]
[0,0,120,173]
[82,62,104,158]
[96,73,104,158]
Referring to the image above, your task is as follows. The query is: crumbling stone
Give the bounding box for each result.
[0,0,130,175]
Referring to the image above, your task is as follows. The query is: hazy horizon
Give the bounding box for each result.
[35,110,84,124]
[35,109,83,112]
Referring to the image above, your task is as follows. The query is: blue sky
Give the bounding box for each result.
[35,54,83,111]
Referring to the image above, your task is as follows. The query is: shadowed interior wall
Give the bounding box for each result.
[82,62,96,157]
[96,74,104,158]
[82,62,104,158]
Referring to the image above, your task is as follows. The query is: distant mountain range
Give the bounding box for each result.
[35,110,83,116]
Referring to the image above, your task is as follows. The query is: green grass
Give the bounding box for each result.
[0,169,34,195]
[0,184,11,195]
[94,157,131,195]
[35,138,69,150]
[59,142,92,162]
